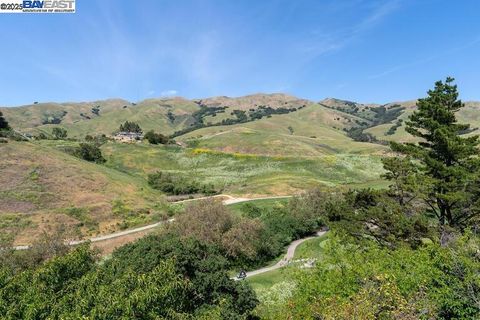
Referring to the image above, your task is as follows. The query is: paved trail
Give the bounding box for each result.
[13,195,292,250]
[234,230,327,280]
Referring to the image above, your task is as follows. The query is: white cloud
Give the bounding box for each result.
[160,90,178,97]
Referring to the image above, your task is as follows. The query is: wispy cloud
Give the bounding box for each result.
[368,36,480,79]
[294,0,401,61]
[160,90,178,97]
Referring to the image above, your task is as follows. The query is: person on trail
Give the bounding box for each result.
[238,269,247,280]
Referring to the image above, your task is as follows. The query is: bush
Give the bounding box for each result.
[147,171,216,195]
[74,143,106,163]
[52,127,67,139]
[144,130,168,144]
[84,134,108,145]
[35,132,48,140]
[274,233,480,320]
[0,111,10,131]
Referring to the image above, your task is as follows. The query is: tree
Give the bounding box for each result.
[387,77,480,232]
[144,130,168,144]
[74,143,106,163]
[381,156,419,207]
[119,121,142,133]
[52,127,67,139]
[0,112,10,131]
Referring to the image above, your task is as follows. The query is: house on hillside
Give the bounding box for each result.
[113,131,143,143]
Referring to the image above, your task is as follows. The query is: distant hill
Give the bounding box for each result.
[0,94,310,139]
[2,93,479,152]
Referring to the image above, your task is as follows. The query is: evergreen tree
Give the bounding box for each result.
[386,77,480,232]
[119,121,142,133]
[0,111,10,130]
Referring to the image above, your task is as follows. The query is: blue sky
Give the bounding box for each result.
[1,0,480,106]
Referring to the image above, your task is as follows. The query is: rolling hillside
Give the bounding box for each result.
[178,103,386,156]
[2,93,479,145]
[0,141,165,245]
[2,93,480,245]
[0,94,311,139]
[365,100,480,142]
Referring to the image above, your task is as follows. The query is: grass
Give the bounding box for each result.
[0,98,200,138]
[247,233,330,293]
[0,141,165,244]
[227,198,290,215]
[179,104,387,157]
[4,134,385,245]
[247,267,294,292]
[294,233,329,260]
[99,142,386,196]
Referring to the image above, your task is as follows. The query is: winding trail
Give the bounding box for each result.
[13,194,292,250]
[234,230,327,280]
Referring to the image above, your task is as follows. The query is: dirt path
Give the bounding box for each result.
[13,195,293,250]
[234,230,327,280]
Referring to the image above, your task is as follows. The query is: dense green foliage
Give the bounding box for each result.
[386,119,403,135]
[388,78,480,234]
[318,189,431,248]
[345,126,379,143]
[263,232,479,319]
[74,143,106,163]
[119,120,142,133]
[41,110,67,125]
[144,130,169,144]
[256,79,480,319]
[0,245,241,319]
[51,127,67,139]
[0,111,10,130]
[112,232,258,318]
[147,171,217,195]
[171,194,324,268]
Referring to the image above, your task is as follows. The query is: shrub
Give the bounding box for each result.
[35,132,48,140]
[144,130,168,144]
[74,143,106,163]
[147,171,216,195]
[0,111,10,131]
[52,127,67,139]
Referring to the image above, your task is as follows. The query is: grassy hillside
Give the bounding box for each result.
[100,142,386,196]
[0,94,310,139]
[365,101,480,142]
[2,94,478,246]
[0,141,165,245]
[0,97,200,138]
[2,95,479,145]
[178,103,386,156]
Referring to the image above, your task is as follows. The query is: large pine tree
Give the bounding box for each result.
[387,77,480,231]
[0,111,10,130]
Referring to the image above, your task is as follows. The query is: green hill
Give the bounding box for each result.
[2,93,480,245]
[178,103,385,156]
[365,101,480,142]
[0,141,165,245]
[0,94,310,139]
